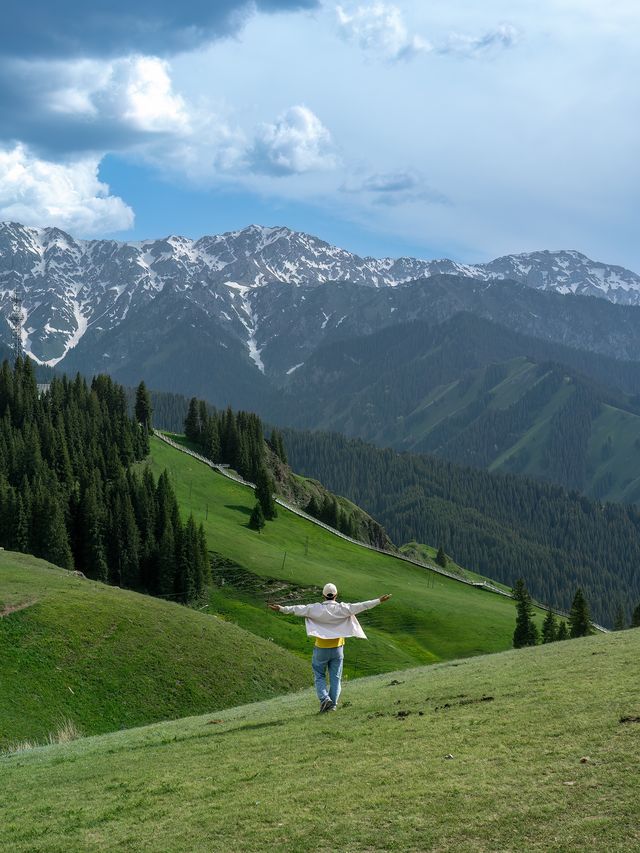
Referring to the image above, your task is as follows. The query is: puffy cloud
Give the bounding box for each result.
[341,170,448,206]
[1,0,320,59]
[439,24,520,58]
[0,145,134,235]
[249,106,338,175]
[336,3,430,62]
[0,56,190,155]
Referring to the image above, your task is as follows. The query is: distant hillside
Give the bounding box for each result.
[274,313,640,504]
[3,627,638,851]
[0,551,308,748]
[147,435,549,675]
[282,428,640,627]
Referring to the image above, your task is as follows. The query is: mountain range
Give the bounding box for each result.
[4,219,640,504]
[2,220,640,374]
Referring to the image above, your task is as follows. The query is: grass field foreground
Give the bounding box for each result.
[1,629,638,851]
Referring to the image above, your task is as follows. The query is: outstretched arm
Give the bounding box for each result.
[267,603,313,616]
[341,594,392,615]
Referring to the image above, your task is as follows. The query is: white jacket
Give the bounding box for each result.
[278,599,381,640]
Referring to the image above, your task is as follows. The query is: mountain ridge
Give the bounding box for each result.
[3,220,640,373]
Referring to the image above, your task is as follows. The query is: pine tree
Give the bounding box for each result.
[569,588,593,638]
[306,495,320,518]
[203,418,221,462]
[157,520,176,597]
[255,467,277,520]
[632,603,640,629]
[78,482,108,582]
[436,546,447,568]
[542,609,558,643]
[41,494,74,570]
[556,621,569,640]
[512,578,539,648]
[184,397,200,442]
[14,494,30,553]
[196,522,209,592]
[135,381,153,431]
[249,502,265,532]
[613,603,626,631]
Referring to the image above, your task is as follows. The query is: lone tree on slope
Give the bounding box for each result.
[249,502,265,533]
[135,381,153,432]
[255,467,277,520]
[631,602,640,629]
[512,578,539,648]
[436,546,448,569]
[569,588,594,638]
[542,609,558,643]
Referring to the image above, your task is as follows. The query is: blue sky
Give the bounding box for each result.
[2,0,639,267]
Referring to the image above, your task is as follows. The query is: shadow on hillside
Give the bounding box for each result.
[225,504,252,516]
[229,719,287,734]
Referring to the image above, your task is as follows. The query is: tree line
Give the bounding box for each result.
[0,361,208,603]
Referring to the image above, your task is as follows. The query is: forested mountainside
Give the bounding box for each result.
[0,359,207,602]
[282,428,640,627]
[274,314,640,504]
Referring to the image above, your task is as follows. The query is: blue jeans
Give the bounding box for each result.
[312,646,344,705]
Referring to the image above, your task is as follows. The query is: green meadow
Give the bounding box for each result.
[2,628,638,852]
[148,435,548,674]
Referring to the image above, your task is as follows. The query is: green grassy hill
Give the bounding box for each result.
[2,628,638,852]
[0,551,308,749]
[148,435,549,675]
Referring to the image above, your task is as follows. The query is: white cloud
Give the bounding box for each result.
[336,3,430,62]
[0,144,134,234]
[439,24,520,58]
[0,55,191,154]
[249,106,338,175]
[97,56,190,133]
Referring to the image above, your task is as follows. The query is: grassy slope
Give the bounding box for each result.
[365,354,640,505]
[0,551,308,749]
[2,629,638,852]
[586,404,640,503]
[148,436,546,676]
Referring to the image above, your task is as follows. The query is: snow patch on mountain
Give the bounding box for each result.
[2,220,640,371]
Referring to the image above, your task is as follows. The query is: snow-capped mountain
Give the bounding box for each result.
[1,220,640,380]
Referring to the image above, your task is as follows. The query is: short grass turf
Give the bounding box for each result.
[149,435,548,675]
[0,551,308,749]
[1,628,638,852]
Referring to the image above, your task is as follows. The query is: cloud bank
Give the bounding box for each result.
[1,0,320,58]
[0,145,134,234]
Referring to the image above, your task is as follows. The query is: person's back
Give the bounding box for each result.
[269,583,391,712]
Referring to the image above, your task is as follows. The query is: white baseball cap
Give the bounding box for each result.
[323,583,338,598]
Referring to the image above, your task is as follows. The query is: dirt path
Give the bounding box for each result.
[0,600,37,618]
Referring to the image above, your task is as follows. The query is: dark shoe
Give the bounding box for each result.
[320,697,333,713]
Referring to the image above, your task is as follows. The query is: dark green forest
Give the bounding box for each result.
[0,360,208,603]
[282,427,640,627]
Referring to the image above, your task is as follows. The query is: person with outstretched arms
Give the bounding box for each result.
[268,583,392,713]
